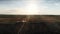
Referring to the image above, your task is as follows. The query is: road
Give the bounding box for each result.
[0,22,59,34]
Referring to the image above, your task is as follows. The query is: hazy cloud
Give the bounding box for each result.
[0,0,60,15]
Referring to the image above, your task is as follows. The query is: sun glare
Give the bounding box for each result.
[24,0,39,15]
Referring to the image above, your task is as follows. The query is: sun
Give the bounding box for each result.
[24,0,39,15]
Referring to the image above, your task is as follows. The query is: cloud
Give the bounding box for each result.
[0,0,60,15]
[0,8,28,15]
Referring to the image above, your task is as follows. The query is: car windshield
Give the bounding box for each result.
[0,0,60,34]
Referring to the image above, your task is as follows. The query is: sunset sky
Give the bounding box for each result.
[0,0,60,15]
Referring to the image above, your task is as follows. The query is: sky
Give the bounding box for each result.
[0,0,60,15]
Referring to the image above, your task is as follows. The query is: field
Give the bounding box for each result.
[0,15,60,34]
